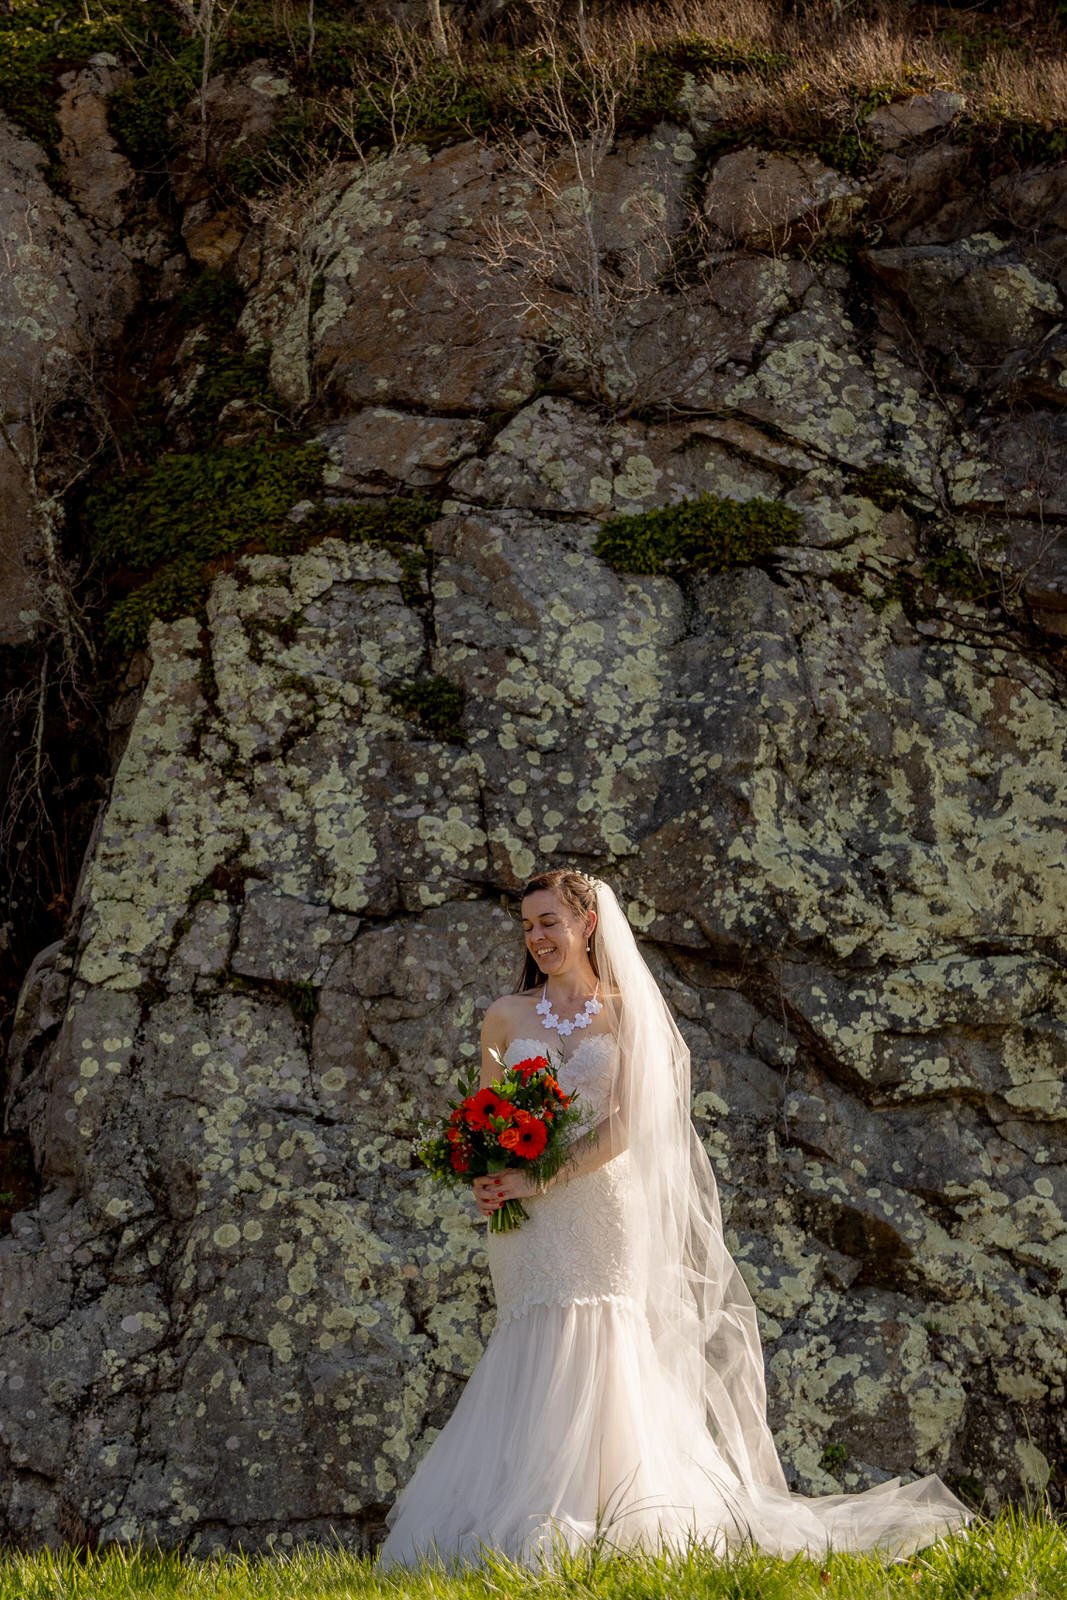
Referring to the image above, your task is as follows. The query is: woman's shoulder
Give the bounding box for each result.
[482,990,539,1025]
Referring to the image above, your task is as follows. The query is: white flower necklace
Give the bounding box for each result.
[536,980,602,1038]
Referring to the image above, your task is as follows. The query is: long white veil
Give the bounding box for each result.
[589,875,789,1491]
[586,873,978,1554]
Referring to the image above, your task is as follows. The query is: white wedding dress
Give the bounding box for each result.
[377,1034,975,1569]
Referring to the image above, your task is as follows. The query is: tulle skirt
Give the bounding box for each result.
[375,1294,976,1569]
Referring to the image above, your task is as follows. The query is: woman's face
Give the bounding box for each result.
[521,889,593,978]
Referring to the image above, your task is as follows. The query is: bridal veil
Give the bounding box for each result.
[584,873,976,1555]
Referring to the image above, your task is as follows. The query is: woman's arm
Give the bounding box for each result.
[472,1000,519,1218]
[546,1110,625,1188]
[478,1000,511,1090]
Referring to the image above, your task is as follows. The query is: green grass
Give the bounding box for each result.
[0,1505,1062,1600]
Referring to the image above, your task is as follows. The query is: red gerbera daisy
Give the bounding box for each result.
[499,1111,548,1160]
[463,1086,512,1131]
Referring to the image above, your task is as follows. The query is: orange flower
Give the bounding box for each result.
[499,1111,548,1160]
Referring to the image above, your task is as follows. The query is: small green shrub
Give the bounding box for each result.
[852,463,915,512]
[820,1441,849,1472]
[107,49,198,170]
[594,494,803,577]
[869,536,998,620]
[279,978,319,1023]
[965,115,1067,164]
[806,238,855,266]
[810,128,882,177]
[388,674,467,743]
[923,546,996,602]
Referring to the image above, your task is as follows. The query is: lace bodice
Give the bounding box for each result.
[486,1033,644,1326]
[506,1033,619,1128]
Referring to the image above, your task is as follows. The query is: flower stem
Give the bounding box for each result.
[488,1198,529,1233]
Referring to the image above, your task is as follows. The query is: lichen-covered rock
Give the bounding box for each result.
[238,139,541,410]
[0,112,137,646]
[863,235,1063,384]
[238,129,697,413]
[448,395,782,514]
[320,409,487,494]
[9,483,1064,1547]
[866,91,966,150]
[3,119,1067,1556]
[716,270,986,491]
[704,147,868,250]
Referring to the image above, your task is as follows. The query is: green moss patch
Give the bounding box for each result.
[86,437,327,569]
[594,494,803,578]
[869,534,1002,620]
[852,463,916,513]
[85,438,438,652]
[387,674,467,744]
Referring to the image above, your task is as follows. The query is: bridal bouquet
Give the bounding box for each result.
[415,1051,590,1233]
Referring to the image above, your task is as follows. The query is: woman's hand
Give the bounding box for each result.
[472,1169,539,1217]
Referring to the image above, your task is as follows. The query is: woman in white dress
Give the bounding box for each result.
[376,868,976,1568]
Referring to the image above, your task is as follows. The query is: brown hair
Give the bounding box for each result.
[513,869,600,992]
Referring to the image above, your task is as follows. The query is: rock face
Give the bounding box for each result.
[0,110,136,647]
[1,105,1066,1552]
[704,146,867,249]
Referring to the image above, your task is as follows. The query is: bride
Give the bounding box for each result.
[377,868,976,1568]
